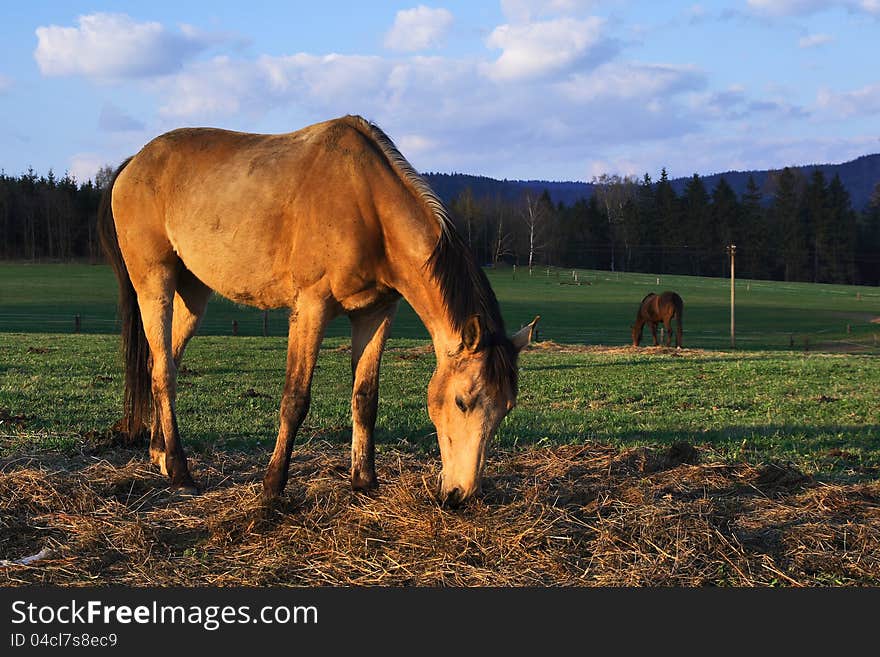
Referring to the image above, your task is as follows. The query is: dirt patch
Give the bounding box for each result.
[813,341,876,353]
[0,409,36,429]
[1,441,877,587]
[526,341,714,357]
[239,388,270,399]
[178,365,201,377]
[393,344,434,360]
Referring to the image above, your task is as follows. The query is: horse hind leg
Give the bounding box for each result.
[149,270,211,474]
[130,262,197,492]
[349,301,398,491]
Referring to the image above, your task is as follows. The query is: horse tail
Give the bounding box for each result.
[98,157,151,444]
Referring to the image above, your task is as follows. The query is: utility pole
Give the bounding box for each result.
[727,244,736,349]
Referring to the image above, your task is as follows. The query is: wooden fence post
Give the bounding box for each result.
[262,311,269,337]
[232,320,238,336]
[727,244,736,349]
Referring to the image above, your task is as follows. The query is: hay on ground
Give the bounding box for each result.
[1,441,878,586]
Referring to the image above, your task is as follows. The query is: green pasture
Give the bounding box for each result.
[1,263,878,482]
[1,333,878,482]
[1,262,879,350]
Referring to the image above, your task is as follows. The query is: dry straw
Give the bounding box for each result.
[1,438,878,586]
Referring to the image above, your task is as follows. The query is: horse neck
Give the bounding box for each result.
[385,227,462,358]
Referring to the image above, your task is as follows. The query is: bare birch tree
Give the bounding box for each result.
[591,173,638,272]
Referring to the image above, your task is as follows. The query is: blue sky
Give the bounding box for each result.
[1,1,879,184]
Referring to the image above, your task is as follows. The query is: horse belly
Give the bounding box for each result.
[167,220,295,309]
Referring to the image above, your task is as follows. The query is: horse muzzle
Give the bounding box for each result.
[435,474,481,508]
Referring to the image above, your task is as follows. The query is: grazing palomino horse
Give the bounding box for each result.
[98,115,539,507]
[631,291,684,348]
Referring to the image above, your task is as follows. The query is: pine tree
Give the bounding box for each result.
[856,182,880,285]
[710,177,739,277]
[827,174,857,283]
[682,174,710,275]
[654,168,677,274]
[636,173,658,273]
[772,167,807,281]
[741,175,770,279]
[802,169,829,282]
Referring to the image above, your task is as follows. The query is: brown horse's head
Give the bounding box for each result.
[428,316,539,507]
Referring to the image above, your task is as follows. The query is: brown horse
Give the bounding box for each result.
[98,115,539,507]
[631,291,683,348]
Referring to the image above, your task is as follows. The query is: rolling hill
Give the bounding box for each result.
[424,153,880,210]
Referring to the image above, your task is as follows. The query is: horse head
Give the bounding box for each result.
[428,315,539,507]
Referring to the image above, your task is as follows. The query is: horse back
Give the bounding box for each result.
[110,118,426,310]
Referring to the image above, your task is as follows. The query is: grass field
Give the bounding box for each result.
[2,262,879,487]
[2,262,879,350]
[2,334,879,480]
[1,264,879,586]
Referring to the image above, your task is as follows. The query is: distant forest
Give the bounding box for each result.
[1,162,879,286]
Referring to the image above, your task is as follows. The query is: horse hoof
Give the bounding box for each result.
[261,486,282,505]
[351,475,379,492]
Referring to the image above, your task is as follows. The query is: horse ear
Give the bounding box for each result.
[462,315,482,352]
[511,315,540,352]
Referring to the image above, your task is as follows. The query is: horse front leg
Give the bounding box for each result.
[349,301,398,491]
[650,322,659,346]
[632,320,643,346]
[262,298,332,501]
[664,319,673,346]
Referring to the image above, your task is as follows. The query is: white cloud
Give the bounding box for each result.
[45,9,845,183]
[34,13,211,80]
[157,56,271,120]
[157,53,389,121]
[261,54,388,104]
[558,62,706,101]
[746,0,827,15]
[747,0,880,15]
[147,42,713,181]
[384,6,453,52]
[68,153,109,184]
[798,33,833,48]
[817,83,880,117]
[397,133,437,156]
[484,16,607,81]
[586,157,643,179]
[501,0,596,22]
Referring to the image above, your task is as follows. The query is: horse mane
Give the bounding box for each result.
[346,115,518,393]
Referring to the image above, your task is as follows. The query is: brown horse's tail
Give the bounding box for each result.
[97,157,150,444]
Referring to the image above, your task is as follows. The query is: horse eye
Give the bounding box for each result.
[455,396,467,413]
